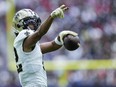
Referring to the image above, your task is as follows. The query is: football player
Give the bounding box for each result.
[13,5,77,87]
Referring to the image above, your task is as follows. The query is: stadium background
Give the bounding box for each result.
[0,0,116,87]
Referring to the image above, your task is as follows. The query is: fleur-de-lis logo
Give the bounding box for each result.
[24,31,30,36]
[15,13,20,21]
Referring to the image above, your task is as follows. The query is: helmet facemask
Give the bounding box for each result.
[22,16,41,31]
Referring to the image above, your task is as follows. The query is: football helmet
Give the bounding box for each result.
[12,9,41,34]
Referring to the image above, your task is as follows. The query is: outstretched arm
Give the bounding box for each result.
[24,5,68,52]
[40,41,62,54]
[40,30,78,54]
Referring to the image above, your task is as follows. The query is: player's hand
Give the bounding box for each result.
[54,30,78,45]
[51,5,68,18]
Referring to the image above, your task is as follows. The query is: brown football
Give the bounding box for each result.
[63,34,80,51]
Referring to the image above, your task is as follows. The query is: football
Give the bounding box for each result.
[63,34,80,51]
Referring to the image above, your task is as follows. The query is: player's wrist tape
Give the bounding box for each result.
[54,37,63,45]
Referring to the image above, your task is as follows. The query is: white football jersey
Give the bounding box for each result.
[13,30,47,87]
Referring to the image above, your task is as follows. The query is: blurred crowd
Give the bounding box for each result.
[0,0,116,87]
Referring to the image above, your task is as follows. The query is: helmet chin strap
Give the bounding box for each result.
[27,26,35,32]
[27,26,37,32]
[27,26,31,30]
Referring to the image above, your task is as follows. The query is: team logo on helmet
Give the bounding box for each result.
[12,9,41,34]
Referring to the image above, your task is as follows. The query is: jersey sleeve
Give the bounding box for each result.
[14,30,34,46]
